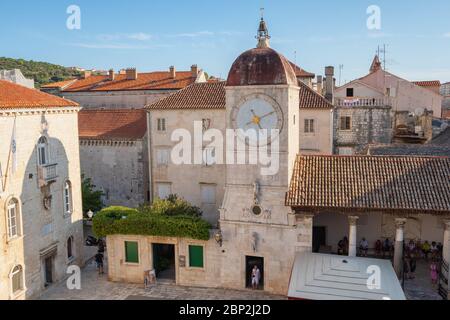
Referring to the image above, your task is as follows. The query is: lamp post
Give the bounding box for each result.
[87,210,94,220]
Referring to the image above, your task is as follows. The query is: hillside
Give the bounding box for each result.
[0,57,82,88]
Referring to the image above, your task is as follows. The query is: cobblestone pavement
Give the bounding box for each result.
[39,255,443,300]
[39,260,285,301]
[403,260,443,300]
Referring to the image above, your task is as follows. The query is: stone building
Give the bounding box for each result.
[105,18,450,299]
[0,80,84,300]
[0,69,35,89]
[41,66,206,109]
[441,82,450,119]
[333,56,441,155]
[78,109,149,208]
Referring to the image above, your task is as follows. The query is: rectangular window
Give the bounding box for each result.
[157,118,166,132]
[346,88,354,97]
[156,149,170,166]
[156,183,172,199]
[304,119,315,133]
[340,116,352,130]
[125,241,139,263]
[7,204,17,239]
[189,245,204,268]
[201,184,216,205]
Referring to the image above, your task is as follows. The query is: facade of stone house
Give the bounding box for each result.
[106,19,450,300]
[0,69,35,89]
[332,56,440,155]
[78,109,149,208]
[41,66,206,110]
[146,62,333,226]
[0,80,84,300]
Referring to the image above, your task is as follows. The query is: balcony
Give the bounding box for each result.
[38,163,58,187]
[335,97,392,107]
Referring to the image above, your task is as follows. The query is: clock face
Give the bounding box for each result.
[232,95,283,145]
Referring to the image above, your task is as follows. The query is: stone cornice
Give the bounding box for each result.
[0,107,81,117]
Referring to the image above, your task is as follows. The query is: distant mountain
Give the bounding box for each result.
[0,57,82,88]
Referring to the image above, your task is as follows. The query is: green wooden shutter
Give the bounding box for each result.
[189,245,204,268]
[125,241,139,263]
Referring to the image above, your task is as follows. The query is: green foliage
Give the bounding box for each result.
[0,57,82,88]
[81,175,104,216]
[146,194,202,218]
[93,205,211,240]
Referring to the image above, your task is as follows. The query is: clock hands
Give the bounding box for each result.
[246,109,276,129]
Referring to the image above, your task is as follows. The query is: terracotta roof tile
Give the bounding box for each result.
[299,81,334,109]
[78,109,147,140]
[41,79,77,89]
[286,155,450,214]
[147,82,226,110]
[413,80,441,87]
[0,80,78,109]
[289,61,315,78]
[147,81,332,110]
[58,71,196,92]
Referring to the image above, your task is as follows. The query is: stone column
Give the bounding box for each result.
[443,220,450,264]
[394,218,407,277]
[443,220,450,300]
[348,216,359,257]
[295,214,314,253]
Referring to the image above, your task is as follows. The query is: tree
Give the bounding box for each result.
[81,175,104,216]
[140,194,203,218]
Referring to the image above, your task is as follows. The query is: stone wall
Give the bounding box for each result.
[59,90,174,110]
[0,108,84,300]
[79,138,149,208]
[334,106,393,154]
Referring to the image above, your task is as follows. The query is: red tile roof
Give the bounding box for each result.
[413,80,441,88]
[43,71,197,92]
[147,82,226,110]
[286,155,450,214]
[0,80,78,109]
[147,81,332,110]
[41,79,77,89]
[78,109,147,140]
[299,81,333,109]
[289,62,315,78]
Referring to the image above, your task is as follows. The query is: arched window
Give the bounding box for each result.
[67,236,74,260]
[37,136,48,166]
[7,198,20,239]
[64,181,72,215]
[10,265,24,294]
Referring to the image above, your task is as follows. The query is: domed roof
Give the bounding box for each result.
[227,47,298,87]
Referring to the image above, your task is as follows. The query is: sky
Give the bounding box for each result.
[1,0,450,83]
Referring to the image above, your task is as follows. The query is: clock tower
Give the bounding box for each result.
[218,16,306,293]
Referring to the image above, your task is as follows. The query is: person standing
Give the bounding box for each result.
[95,251,104,275]
[251,265,261,290]
[359,238,369,257]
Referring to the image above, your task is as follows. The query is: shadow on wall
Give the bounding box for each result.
[19,116,83,299]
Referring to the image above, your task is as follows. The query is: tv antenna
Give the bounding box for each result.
[338,64,344,86]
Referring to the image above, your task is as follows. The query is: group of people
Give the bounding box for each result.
[403,239,443,286]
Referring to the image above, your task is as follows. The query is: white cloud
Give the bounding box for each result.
[169,31,214,38]
[67,42,171,50]
[97,33,152,42]
[444,32,450,38]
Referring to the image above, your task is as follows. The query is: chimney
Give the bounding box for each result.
[170,66,176,79]
[108,69,115,81]
[83,70,92,79]
[191,64,198,78]
[126,68,138,80]
[119,69,127,75]
[324,66,335,104]
[317,75,323,95]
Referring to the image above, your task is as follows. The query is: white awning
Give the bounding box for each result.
[288,252,406,300]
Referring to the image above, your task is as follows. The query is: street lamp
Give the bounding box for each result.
[87,210,94,219]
